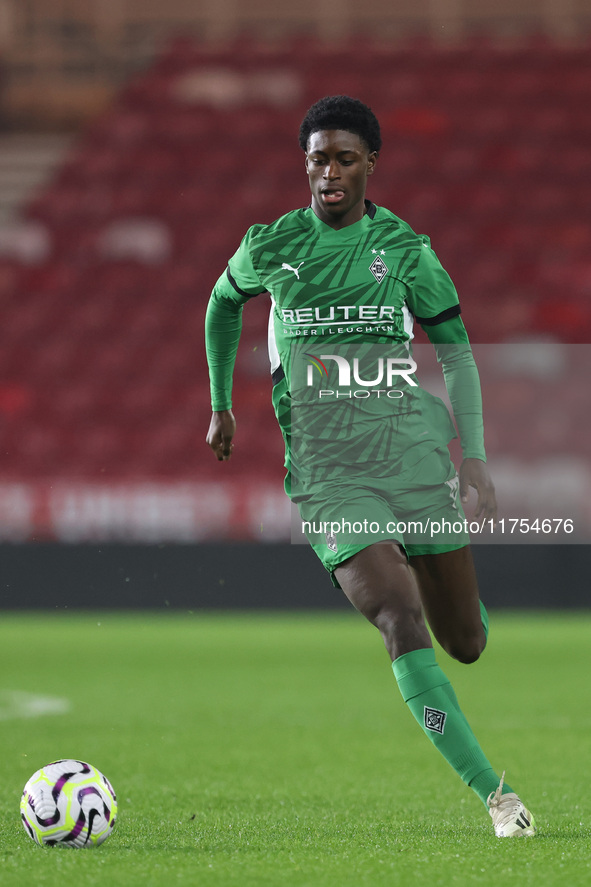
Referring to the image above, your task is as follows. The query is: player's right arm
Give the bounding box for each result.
[205,228,266,461]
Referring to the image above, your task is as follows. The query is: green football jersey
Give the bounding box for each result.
[217,201,461,390]
[206,200,485,463]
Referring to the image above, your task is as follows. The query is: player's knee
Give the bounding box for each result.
[374,604,428,659]
[446,631,485,665]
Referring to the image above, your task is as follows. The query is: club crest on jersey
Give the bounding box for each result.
[369,251,388,284]
[326,532,338,553]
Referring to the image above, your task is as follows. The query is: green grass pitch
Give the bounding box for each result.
[0,610,590,886]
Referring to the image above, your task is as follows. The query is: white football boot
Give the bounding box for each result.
[487,772,537,837]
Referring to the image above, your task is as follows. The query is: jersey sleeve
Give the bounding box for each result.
[205,228,266,411]
[226,225,267,298]
[425,316,486,461]
[407,242,485,459]
[407,237,461,326]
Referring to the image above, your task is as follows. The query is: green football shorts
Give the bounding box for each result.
[295,445,470,587]
[272,374,471,587]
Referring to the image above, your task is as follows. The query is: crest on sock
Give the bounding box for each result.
[424,706,447,734]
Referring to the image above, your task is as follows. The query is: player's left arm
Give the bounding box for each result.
[408,239,496,520]
[424,315,497,522]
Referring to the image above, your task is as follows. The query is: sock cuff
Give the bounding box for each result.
[453,747,495,788]
[392,648,451,702]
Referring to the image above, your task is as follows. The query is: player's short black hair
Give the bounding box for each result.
[299,96,382,154]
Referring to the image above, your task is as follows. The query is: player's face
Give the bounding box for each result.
[305,129,377,229]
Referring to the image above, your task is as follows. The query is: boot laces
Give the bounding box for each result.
[487,771,526,827]
[487,770,506,809]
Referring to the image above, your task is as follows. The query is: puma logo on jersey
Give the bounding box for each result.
[282,261,305,279]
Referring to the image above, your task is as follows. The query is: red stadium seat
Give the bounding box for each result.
[2,35,587,486]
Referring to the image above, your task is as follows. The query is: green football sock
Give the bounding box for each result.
[392,647,511,806]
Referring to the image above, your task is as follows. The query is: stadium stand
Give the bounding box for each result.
[0,35,590,540]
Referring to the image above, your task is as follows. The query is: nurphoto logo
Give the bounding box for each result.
[303,352,418,400]
[305,353,417,387]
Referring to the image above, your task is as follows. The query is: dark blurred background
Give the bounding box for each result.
[0,1,590,607]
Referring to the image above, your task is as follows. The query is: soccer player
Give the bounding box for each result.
[205,96,536,837]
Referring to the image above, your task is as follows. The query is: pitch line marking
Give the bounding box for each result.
[0,690,71,721]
